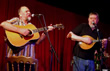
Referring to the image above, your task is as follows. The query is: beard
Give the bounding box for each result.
[27,17,31,21]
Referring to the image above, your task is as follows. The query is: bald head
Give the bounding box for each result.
[18,6,31,21]
[18,6,29,16]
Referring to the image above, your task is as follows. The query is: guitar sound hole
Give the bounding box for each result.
[19,34,23,38]
[28,29,32,36]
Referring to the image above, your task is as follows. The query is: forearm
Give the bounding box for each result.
[67,31,92,44]
[1,21,20,33]
[36,33,46,45]
[36,24,54,45]
[71,33,83,42]
[67,31,83,42]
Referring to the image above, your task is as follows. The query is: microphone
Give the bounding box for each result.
[92,21,95,25]
[31,14,43,17]
[92,21,97,27]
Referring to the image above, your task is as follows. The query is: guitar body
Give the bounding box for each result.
[5,24,40,47]
[5,23,64,47]
[79,35,96,50]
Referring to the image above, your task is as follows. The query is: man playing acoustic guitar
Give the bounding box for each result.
[0,6,55,71]
[67,12,108,71]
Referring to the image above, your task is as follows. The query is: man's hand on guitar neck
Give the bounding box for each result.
[36,24,55,45]
[47,24,55,32]
[102,38,107,49]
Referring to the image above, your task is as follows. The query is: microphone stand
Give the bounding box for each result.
[94,24,104,70]
[37,15,60,71]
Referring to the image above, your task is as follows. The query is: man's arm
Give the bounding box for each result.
[67,31,92,44]
[1,21,30,36]
[36,24,55,45]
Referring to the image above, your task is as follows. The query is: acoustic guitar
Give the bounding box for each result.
[79,35,110,50]
[5,24,64,47]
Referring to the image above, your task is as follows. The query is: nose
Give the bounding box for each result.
[27,11,31,16]
[27,12,31,14]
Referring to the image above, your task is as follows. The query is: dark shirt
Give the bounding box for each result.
[72,23,103,60]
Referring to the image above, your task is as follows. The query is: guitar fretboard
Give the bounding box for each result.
[32,27,47,33]
[93,40,101,43]
[32,25,63,33]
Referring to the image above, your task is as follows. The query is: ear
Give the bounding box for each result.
[18,11,22,17]
[19,13,22,17]
[97,18,99,23]
[88,18,89,22]
[19,15,22,17]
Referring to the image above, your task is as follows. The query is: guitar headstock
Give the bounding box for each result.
[54,23,64,30]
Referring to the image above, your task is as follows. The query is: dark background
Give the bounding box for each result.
[37,0,110,24]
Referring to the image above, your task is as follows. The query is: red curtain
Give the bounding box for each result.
[0,0,110,71]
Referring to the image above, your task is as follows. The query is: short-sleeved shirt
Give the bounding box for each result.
[6,17,37,58]
[72,23,103,60]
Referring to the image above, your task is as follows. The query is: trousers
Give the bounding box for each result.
[73,56,95,71]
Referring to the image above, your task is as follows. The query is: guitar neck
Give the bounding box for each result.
[32,25,59,33]
[32,27,47,33]
[93,37,110,43]
[93,40,101,43]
